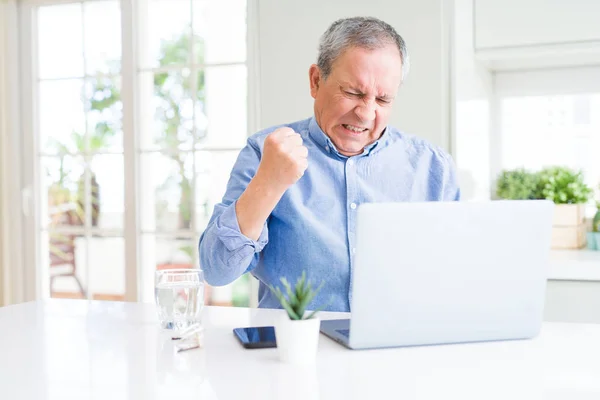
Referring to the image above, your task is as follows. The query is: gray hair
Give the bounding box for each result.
[317,17,409,81]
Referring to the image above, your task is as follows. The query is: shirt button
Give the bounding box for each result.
[350,202,357,210]
[347,159,354,166]
[325,145,329,152]
[352,247,356,254]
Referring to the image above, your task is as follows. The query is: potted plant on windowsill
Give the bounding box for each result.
[269,271,326,365]
[495,168,539,201]
[534,167,592,250]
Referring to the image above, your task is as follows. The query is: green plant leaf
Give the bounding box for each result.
[281,277,298,306]
[298,280,325,319]
[296,294,313,319]
[593,207,600,233]
[294,271,306,297]
[535,166,592,204]
[280,299,301,320]
[496,168,538,200]
[269,271,327,320]
[305,300,331,320]
[268,285,301,320]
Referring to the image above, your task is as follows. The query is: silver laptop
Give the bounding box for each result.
[320,200,554,350]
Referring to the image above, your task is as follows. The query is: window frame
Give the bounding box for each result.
[1,0,25,305]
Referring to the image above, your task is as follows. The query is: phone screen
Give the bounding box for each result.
[233,326,277,349]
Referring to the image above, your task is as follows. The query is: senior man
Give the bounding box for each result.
[199,16,460,312]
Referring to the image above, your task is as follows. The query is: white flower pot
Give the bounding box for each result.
[274,313,320,365]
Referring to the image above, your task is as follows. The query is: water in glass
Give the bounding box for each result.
[155,269,204,332]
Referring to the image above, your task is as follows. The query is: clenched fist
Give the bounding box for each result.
[256,127,308,191]
[235,127,308,240]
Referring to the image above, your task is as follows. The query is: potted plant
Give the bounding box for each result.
[269,271,326,365]
[496,168,538,200]
[534,166,592,249]
[496,168,537,200]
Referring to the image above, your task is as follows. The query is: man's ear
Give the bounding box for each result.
[309,64,321,99]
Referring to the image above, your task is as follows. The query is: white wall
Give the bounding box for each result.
[452,0,493,200]
[473,0,600,71]
[474,0,600,50]
[255,0,452,149]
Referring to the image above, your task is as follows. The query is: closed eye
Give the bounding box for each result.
[344,91,362,98]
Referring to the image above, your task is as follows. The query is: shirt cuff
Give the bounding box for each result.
[215,200,269,254]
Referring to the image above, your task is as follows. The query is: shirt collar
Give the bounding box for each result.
[308,116,389,158]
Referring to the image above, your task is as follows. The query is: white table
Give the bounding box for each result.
[1,300,600,399]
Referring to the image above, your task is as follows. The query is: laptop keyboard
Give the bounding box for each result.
[336,329,350,338]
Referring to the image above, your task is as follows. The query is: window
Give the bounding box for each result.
[24,0,250,303]
[494,67,600,215]
[136,0,248,303]
[36,1,125,300]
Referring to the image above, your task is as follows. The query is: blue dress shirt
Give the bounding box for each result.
[198,116,460,312]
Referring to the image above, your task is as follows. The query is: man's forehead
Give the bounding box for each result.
[329,49,402,89]
[336,72,400,96]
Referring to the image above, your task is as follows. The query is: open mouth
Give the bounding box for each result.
[341,124,368,134]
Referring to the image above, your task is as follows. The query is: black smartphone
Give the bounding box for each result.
[233,326,277,349]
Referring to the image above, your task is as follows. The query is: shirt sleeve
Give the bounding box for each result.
[441,152,461,201]
[198,138,269,286]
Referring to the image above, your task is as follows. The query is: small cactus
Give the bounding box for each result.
[268,271,326,320]
[593,201,600,233]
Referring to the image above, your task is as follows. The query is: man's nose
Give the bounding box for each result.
[354,100,376,122]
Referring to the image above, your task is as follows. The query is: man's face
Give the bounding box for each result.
[309,44,404,157]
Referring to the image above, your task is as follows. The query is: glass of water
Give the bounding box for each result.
[155,269,204,332]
